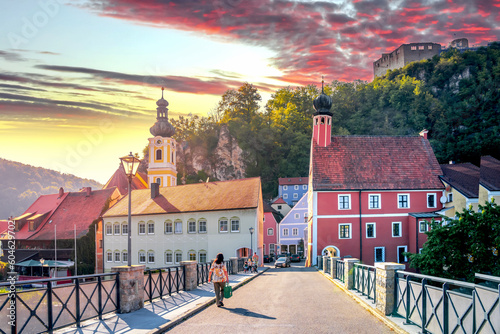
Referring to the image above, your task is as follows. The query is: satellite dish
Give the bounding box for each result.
[440,196,447,204]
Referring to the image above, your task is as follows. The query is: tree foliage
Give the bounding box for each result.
[407,200,500,282]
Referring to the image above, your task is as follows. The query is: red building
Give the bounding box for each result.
[306,87,444,267]
[263,201,282,258]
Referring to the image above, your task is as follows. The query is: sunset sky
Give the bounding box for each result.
[1,0,499,184]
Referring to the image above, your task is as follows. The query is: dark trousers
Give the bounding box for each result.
[213,281,225,305]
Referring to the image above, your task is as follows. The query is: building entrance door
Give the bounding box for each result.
[289,245,297,254]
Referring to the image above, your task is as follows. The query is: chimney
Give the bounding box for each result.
[58,187,64,198]
[419,129,429,139]
[86,187,92,197]
[151,182,160,199]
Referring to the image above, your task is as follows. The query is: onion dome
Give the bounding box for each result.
[150,87,175,137]
[313,79,333,116]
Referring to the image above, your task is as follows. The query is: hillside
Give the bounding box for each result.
[0,158,102,219]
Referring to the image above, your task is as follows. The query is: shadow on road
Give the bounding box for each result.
[223,307,276,320]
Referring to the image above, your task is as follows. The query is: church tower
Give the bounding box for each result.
[147,88,177,187]
[312,80,333,147]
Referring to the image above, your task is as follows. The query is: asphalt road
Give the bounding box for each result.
[167,260,393,334]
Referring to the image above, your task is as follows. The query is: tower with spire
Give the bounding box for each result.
[312,78,333,147]
[147,88,177,187]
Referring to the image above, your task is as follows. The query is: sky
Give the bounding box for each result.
[0,0,499,184]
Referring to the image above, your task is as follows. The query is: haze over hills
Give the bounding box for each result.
[0,158,102,220]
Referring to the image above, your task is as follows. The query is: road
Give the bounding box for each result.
[167,260,393,334]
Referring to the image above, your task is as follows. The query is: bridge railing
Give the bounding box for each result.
[394,271,499,334]
[0,273,119,334]
[335,259,344,282]
[143,266,185,304]
[352,263,376,303]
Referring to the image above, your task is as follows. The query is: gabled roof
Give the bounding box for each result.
[480,156,500,191]
[103,177,261,218]
[440,162,479,198]
[103,164,148,194]
[312,136,444,190]
[278,177,309,185]
[263,201,283,222]
[272,197,287,205]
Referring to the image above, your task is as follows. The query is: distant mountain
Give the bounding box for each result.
[0,158,102,219]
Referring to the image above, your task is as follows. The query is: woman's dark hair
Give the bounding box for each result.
[215,253,224,264]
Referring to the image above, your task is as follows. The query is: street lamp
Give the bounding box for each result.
[249,227,254,258]
[119,152,140,266]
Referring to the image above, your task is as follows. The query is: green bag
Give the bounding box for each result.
[223,283,232,299]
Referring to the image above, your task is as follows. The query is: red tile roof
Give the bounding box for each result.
[480,156,500,191]
[103,177,262,218]
[440,163,479,198]
[272,197,287,205]
[278,177,309,185]
[312,136,444,190]
[103,164,148,195]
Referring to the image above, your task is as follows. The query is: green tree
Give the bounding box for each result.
[407,200,500,282]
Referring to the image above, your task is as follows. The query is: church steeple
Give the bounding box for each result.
[147,88,177,188]
[312,78,333,147]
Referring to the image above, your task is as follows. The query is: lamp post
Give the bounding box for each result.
[249,227,254,258]
[119,152,140,266]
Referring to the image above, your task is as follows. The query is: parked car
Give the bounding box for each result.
[290,254,300,262]
[263,255,274,263]
[274,257,290,268]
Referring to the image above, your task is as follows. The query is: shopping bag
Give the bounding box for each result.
[223,283,232,299]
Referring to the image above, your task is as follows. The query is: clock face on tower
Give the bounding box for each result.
[154,137,162,146]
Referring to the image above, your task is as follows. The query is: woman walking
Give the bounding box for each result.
[208,253,229,307]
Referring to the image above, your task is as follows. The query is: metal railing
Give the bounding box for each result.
[143,266,185,304]
[197,261,235,285]
[395,271,500,334]
[324,257,331,275]
[237,258,245,272]
[317,256,323,270]
[353,263,376,303]
[336,260,345,282]
[0,273,119,334]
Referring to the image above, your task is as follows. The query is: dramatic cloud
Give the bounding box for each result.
[85,0,500,83]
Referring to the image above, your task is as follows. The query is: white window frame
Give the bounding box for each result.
[174,220,182,234]
[114,251,120,262]
[175,252,182,264]
[294,185,299,190]
[139,251,146,263]
[106,251,112,262]
[138,222,146,235]
[165,221,173,234]
[230,219,240,232]
[293,193,298,199]
[427,193,437,208]
[338,194,351,210]
[283,185,288,190]
[397,194,410,209]
[294,213,300,219]
[267,228,274,236]
[219,219,228,233]
[366,222,376,238]
[270,244,275,253]
[339,223,352,239]
[188,220,196,233]
[292,228,298,236]
[302,185,307,190]
[374,247,385,262]
[147,251,155,263]
[113,223,120,235]
[121,223,128,235]
[122,251,128,263]
[392,222,402,237]
[165,251,173,264]
[397,245,408,263]
[105,223,112,235]
[368,194,381,209]
[148,222,155,235]
[199,220,207,233]
[419,221,427,233]
[189,251,196,261]
[199,252,207,263]
[283,228,289,236]
[283,194,288,199]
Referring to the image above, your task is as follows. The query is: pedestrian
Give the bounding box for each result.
[252,252,259,271]
[208,253,229,307]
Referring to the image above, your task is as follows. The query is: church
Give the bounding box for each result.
[100,89,264,272]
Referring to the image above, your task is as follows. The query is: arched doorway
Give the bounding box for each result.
[321,245,339,257]
[236,247,250,258]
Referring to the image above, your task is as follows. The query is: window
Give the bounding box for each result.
[448,193,453,202]
[277,205,282,210]
[165,221,173,234]
[29,221,35,231]
[106,223,112,235]
[338,195,351,210]
[174,220,182,234]
[419,221,427,233]
[397,246,408,263]
[374,247,385,262]
[188,220,196,233]
[156,149,162,160]
[283,228,289,236]
[418,45,424,50]
[270,244,275,254]
[369,194,380,209]
[392,222,402,237]
[114,251,120,262]
[283,185,288,190]
[199,220,207,233]
[267,228,274,236]
[165,251,173,264]
[283,194,288,199]
[428,45,432,50]
[156,177,161,185]
[293,193,298,199]
[427,194,436,208]
[122,223,128,235]
[339,224,351,239]
[294,185,299,190]
[219,219,228,233]
[231,219,240,232]
[199,252,207,263]
[122,251,128,263]
[303,185,307,190]
[294,213,300,219]
[398,194,409,208]
[411,46,417,50]
[366,223,376,238]
[139,251,146,263]
[189,251,196,261]
[113,223,119,235]
[292,228,298,236]
[148,222,155,234]
[175,252,182,264]
[106,251,112,262]
[139,222,146,235]
[148,251,155,263]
